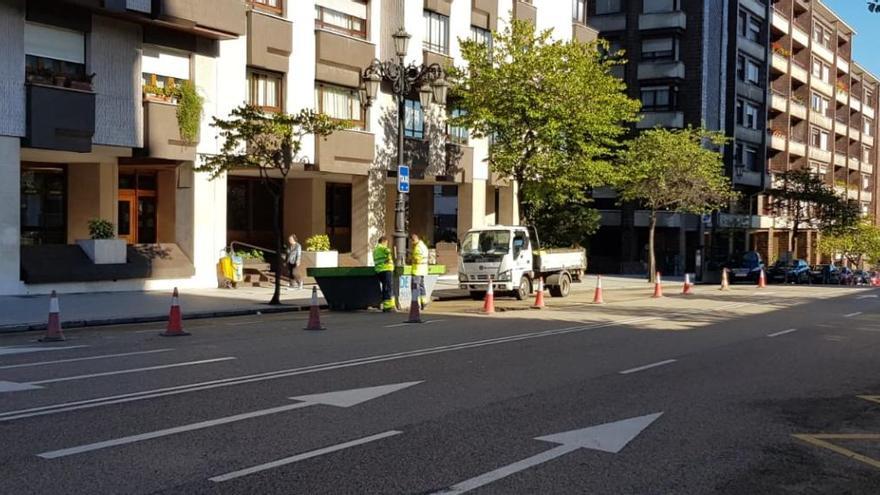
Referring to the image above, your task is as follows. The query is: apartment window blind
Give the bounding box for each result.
[25,22,84,64]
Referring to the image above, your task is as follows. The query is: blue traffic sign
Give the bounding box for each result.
[398,165,410,193]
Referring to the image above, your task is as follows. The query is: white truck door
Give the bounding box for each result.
[512,229,533,275]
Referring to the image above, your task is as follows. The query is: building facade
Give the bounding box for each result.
[0,0,596,295]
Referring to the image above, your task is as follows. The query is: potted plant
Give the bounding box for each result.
[76,218,127,265]
[69,73,95,91]
[301,234,338,269]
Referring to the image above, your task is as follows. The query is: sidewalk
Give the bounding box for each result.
[0,285,321,333]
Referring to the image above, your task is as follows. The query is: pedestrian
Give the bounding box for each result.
[410,232,429,310]
[286,234,303,289]
[373,235,395,312]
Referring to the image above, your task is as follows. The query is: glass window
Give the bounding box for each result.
[433,185,458,244]
[746,59,761,85]
[640,85,676,111]
[813,21,832,48]
[811,127,829,150]
[747,17,761,43]
[20,166,66,245]
[423,10,450,54]
[248,0,282,13]
[641,38,675,60]
[744,145,758,170]
[811,58,829,82]
[745,101,759,129]
[247,69,283,112]
[316,83,363,129]
[811,92,829,115]
[643,0,676,13]
[461,230,511,257]
[865,117,874,136]
[447,108,468,144]
[24,22,86,83]
[315,3,367,39]
[595,0,622,14]
[404,99,424,139]
[572,0,587,22]
[865,146,873,163]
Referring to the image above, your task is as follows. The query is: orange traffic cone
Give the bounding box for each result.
[482,277,495,314]
[682,273,694,295]
[161,287,190,336]
[40,290,65,342]
[406,277,423,323]
[592,275,605,304]
[304,286,326,330]
[531,277,545,309]
[757,268,767,288]
[652,272,664,298]
[719,268,730,291]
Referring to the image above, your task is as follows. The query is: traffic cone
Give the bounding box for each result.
[652,272,664,298]
[682,273,694,295]
[406,277,423,323]
[757,268,767,288]
[160,287,190,336]
[592,275,605,304]
[40,290,65,342]
[719,268,730,291]
[304,286,326,330]
[531,277,545,309]
[482,277,495,314]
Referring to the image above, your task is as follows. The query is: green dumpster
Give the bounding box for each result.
[308,265,446,311]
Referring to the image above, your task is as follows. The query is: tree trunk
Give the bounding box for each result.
[790,209,800,259]
[515,174,527,225]
[269,186,283,306]
[648,210,657,283]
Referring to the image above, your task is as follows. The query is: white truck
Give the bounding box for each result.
[458,225,587,300]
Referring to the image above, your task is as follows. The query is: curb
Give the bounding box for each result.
[0,303,329,335]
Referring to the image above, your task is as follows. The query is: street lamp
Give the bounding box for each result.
[359,27,448,280]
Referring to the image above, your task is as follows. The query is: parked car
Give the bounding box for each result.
[768,259,811,284]
[853,269,872,286]
[725,251,764,283]
[839,267,855,285]
[810,264,841,284]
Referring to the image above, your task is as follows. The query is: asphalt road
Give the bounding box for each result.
[1,282,879,494]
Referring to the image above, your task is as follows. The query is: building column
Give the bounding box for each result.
[177,163,227,286]
[350,171,386,264]
[0,136,21,294]
[457,180,486,236]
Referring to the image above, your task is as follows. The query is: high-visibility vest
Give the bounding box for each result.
[412,240,429,276]
[373,244,394,273]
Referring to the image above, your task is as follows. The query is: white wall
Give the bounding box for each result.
[289,1,318,162]
[535,0,572,40]
[0,136,21,294]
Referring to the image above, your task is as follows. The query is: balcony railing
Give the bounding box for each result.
[315,5,367,40]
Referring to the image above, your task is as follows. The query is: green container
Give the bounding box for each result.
[307,265,446,311]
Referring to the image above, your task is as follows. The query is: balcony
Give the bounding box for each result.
[865,134,874,147]
[771,10,789,34]
[836,90,848,105]
[862,160,874,174]
[789,139,806,156]
[770,91,787,112]
[513,0,537,24]
[790,99,807,120]
[159,0,246,38]
[315,29,376,88]
[637,111,684,129]
[809,111,832,130]
[315,129,375,175]
[141,100,197,161]
[637,60,685,80]
[834,117,847,135]
[851,97,862,113]
[812,42,834,65]
[423,50,454,70]
[573,22,598,43]
[790,60,808,83]
[771,53,788,73]
[589,14,626,32]
[865,105,875,119]
[808,147,831,163]
[834,153,846,166]
[791,24,809,47]
[25,83,95,153]
[639,11,687,30]
[247,10,292,73]
[864,190,873,202]
[837,58,850,74]
[848,157,861,170]
[770,133,787,151]
[849,126,861,141]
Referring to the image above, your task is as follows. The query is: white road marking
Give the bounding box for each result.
[134,329,162,334]
[857,294,878,299]
[844,312,863,318]
[767,328,799,338]
[38,382,419,459]
[385,319,445,328]
[209,430,404,482]
[0,349,174,370]
[0,381,43,392]
[27,357,236,385]
[0,345,88,357]
[619,359,677,375]
[0,316,657,422]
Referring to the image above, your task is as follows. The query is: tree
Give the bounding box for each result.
[530,197,601,248]
[449,17,640,224]
[615,127,737,282]
[869,1,880,13]
[196,105,347,305]
[818,218,880,268]
[768,169,859,257]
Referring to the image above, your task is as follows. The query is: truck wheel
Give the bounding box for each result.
[514,276,531,301]
[470,291,486,301]
[549,273,571,297]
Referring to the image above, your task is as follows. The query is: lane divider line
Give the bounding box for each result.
[767,328,799,338]
[619,359,677,375]
[844,312,863,318]
[27,357,236,385]
[0,349,174,370]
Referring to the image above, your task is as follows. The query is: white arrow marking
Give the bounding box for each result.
[0,345,88,357]
[37,381,421,459]
[433,412,663,494]
[857,295,878,299]
[209,430,404,482]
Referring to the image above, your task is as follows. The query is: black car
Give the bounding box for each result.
[725,251,764,283]
[768,259,811,284]
[810,264,841,284]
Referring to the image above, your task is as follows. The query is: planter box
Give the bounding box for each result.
[76,239,127,265]
[302,250,338,269]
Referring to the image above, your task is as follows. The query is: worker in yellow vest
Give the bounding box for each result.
[372,235,395,312]
[410,232,429,309]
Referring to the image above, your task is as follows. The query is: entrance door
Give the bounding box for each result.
[325,183,352,253]
[118,172,158,244]
[118,190,136,244]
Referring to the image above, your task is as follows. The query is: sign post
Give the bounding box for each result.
[397,165,410,193]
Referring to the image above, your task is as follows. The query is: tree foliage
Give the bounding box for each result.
[768,169,859,255]
[869,1,880,13]
[449,17,640,223]
[818,218,880,267]
[615,127,737,279]
[531,198,601,248]
[196,105,347,304]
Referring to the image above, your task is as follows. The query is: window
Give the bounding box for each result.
[641,38,675,60]
[735,143,758,171]
[863,175,872,190]
[865,117,874,136]
[20,165,66,245]
[864,146,873,163]
[247,69,283,112]
[141,46,190,97]
[423,10,450,54]
[316,83,363,129]
[862,202,871,216]
[470,26,492,53]
[736,99,760,129]
[810,161,828,176]
[404,99,425,139]
[315,2,367,39]
[573,0,587,23]
[447,108,468,144]
[811,92,830,116]
[433,185,459,243]
[810,126,829,150]
[866,88,874,105]
[595,0,621,14]
[811,58,830,82]
[737,55,761,85]
[738,11,761,43]
[640,85,676,111]
[24,22,86,83]
[813,21,832,48]
[248,0,282,14]
[643,0,677,13]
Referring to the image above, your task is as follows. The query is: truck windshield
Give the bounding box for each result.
[462,230,511,257]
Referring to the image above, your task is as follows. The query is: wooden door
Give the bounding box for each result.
[118,190,137,244]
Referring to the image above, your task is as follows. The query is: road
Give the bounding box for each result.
[1,282,879,494]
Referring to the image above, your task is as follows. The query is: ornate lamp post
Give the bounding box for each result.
[360,27,449,272]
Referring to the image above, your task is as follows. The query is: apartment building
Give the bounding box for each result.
[0,0,597,295]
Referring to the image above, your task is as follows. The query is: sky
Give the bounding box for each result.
[822,0,880,76]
